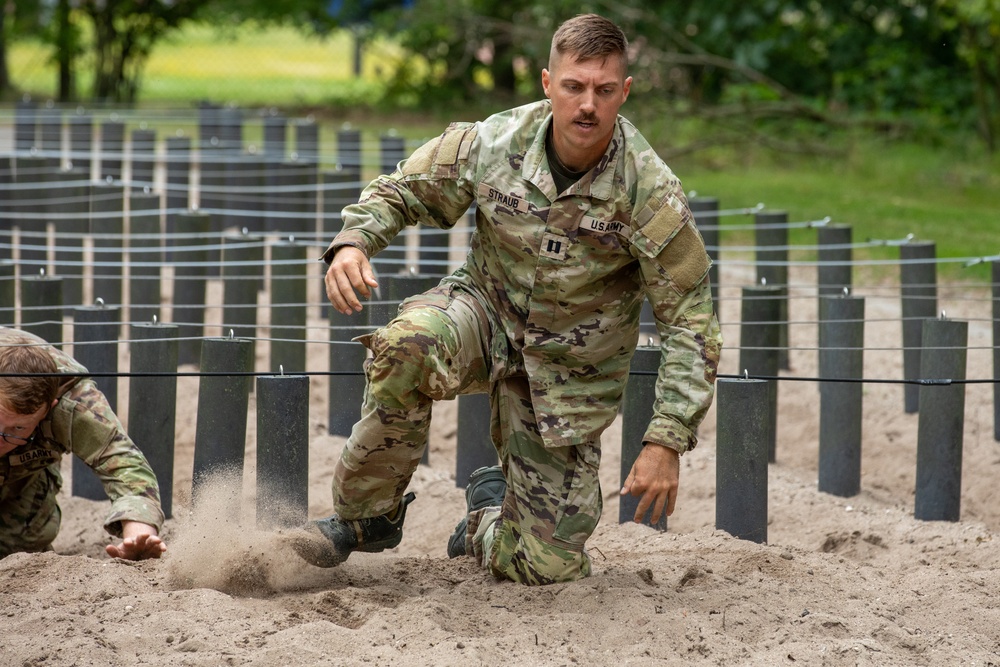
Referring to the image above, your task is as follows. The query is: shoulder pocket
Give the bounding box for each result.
[402,123,477,177]
[630,195,710,294]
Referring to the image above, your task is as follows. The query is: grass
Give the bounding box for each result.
[662,128,1000,285]
[8,23,401,107]
[7,23,998,284]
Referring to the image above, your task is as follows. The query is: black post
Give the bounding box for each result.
[272,159,316,239]
[387,273,439,306]
[12,155,50,277]
[128,322,179,519]
[327,307,367,437]
[900,241,937,413]
[366,274,398,330]
[738,285,782,463]
[71,303,121,500]
[754,210,789,370]
[129,128,157,190]
[100,119,125,182]
[218,106,243,155]
[619,345,664,529]
[994,262,1000,442]
[21,274,63,347]
[128,190,163,327]
[817,224,853,296]
[165,135,191,256]
[0,158,12,265]
[72,304,121,409]
[222,230,263,342]
[374,134,408,273]
[716,378,769,543]
[321,167,353,239]
[690,196,720,312]
[198,105,225,276]
[294,118,320,163]
[337,128,362,173]
[256,374,310,528]
[418,228,450,277]
[269,239,308,374]
[52,168,90,307]
[638,300,656,341]
[38,104,62,162]
[455,393,497,487]
[192,337,254,494]
[914,317,967,522]
[91,183,125,307]
[198,101,222,150]
[0,261,14,327]
[68,110,93,177]
[227,154,266,236]
[818,295,865,497]
[173,211,211,366]
[15,98,37,152]
[262,112,287,158]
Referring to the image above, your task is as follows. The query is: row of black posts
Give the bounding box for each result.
[713,205,990,543]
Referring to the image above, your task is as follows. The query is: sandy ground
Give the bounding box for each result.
[2,259,999,667]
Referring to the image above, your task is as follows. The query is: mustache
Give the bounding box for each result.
[573,113,598,124]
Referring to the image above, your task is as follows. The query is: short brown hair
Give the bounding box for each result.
[0,333,60,414]
[549,14,629,74]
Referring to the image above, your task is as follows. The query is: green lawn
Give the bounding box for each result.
[669,135,999,284]
[8,23,400,107]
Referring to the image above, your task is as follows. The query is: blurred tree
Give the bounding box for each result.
[366,0,593,106]
[938,0,1000,151]
[54,0,83,102]
[0,0,47,100]
[79,0,212,103]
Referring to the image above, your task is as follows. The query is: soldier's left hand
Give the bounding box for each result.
[106,521,166,560]
[620,443,680,524]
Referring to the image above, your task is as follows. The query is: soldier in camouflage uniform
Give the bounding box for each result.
[293,14,721,585]
[0,328,165,560]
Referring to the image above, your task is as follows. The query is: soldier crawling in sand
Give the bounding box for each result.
[291,13,721,585]
[0,327,166,560]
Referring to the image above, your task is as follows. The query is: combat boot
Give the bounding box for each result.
[289,492,416,568]
[447,466,507,558]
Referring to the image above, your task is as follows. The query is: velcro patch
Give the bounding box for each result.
[458,129,478,161]
[436,129,464,165]
[641,200,683,247]
[661,223,710,293]
[401,139,435,176]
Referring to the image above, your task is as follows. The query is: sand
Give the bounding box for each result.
[2,261,999,667]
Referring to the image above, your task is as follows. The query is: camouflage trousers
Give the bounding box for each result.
[332,285,601,585]
[0,467,62,558]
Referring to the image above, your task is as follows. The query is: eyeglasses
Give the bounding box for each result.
[0,431,36,446]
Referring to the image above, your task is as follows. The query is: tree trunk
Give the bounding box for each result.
[491,40,516,95]
[0,10,11,98]
[56,0,76,102]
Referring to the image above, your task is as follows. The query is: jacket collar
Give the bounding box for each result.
[522,106,623,203]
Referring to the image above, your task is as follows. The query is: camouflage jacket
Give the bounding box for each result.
[325,100,722,453]
[0,328,164,538]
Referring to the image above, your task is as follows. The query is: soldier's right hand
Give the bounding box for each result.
[326,246,379,315]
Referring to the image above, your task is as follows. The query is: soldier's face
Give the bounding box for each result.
[541,53,631,173]
[0,400,50,450]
